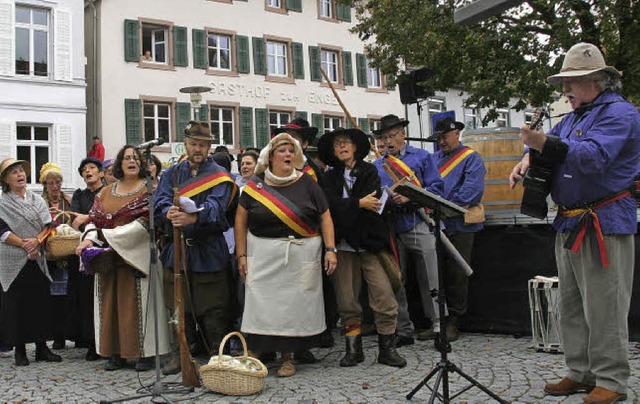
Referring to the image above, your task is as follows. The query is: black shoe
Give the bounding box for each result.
[14,349,30,366]
[294,349,318,364]
[317,329,334,348]
[378,334,407,368]
[74,341,90,349]
[162,352,181,375]
[35,345,62,362]
[395,335,415,348]
[260,352,277,363]
[135,357,154,372]
[52,339,65,350]
[85,347,101,361]
[104,355,126,371]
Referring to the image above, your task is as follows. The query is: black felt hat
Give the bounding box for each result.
[318,128,371,167]
[372,114,410,136]
[426,117,465,141]
[271,117,319,143]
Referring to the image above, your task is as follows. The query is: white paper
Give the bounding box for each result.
[179,196,204,214]
[377,186,392,215]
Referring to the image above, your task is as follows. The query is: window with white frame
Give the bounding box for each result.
[496,109,510,127]
[524,110,534,126]
[266,0,282,8]
[143,102,171,142]
[319,0,333,18]
[269,111,290,135]
[370,120,382,133]
[141,23,168,64]
[323,116,342,133]
[208,33,231,70]
[267,41,288,77]
[15,6,49,77]
[321,50,339,82]
[366,59,381,88]
[16,124,50,185]
[427,98,446,137]
[463,102,482,129]
[210,106,234,146]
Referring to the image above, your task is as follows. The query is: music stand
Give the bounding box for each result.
[395,183,507,404]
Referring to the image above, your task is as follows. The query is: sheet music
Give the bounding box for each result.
[377,186,392,215]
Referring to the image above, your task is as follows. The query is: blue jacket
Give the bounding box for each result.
[374,144,444,234]
[435,144,486,235]
[549,90,640,235]
[154,158,236,272]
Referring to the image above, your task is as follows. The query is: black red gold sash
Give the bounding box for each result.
[383,155,421,187]
[438,147,475,178]
[178,166,238,206]
[244,177,319,237]
[560,190,631,268]
[301,164,317,182]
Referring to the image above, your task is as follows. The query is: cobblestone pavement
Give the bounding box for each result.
[1,332,638,403]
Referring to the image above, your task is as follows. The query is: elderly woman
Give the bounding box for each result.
[318,128,406,368]
[76,146,169,371]
[0,158,62,366]
[235,133,337,377]
[39,162,74,350]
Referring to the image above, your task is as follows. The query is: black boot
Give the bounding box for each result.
[14,344,29,366]
[339,335,364,367]
[35,343,62,362]
[378,334,407,368]
[104,354,126,371]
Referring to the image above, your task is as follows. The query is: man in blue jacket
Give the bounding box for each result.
[510,42,640,403]
[155,121,237,374]
[427,118,486,342]
[373,114,445,346]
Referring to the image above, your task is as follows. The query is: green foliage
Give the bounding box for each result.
[345,0,640,122]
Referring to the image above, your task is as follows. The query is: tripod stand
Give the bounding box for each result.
[395,183,507,404]
[100,145,194,404]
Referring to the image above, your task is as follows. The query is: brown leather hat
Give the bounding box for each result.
[184,121,212,141]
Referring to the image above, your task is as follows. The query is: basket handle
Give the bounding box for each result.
[217,331,248,365]
[52,210,78,224]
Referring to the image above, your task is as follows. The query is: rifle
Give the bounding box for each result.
[173,175,200,387]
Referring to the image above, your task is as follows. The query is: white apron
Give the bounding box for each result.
[241,232,325,336]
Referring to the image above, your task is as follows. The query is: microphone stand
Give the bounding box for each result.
[100,144,194,404]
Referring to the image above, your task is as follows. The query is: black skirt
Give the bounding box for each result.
[65,257,95,344]
[0,261,53,346]
[244,333,320,353]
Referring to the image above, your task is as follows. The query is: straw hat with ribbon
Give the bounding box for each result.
[547,42,622,85]
[0,158,30,182]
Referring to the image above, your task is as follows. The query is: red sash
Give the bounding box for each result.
[178,168,238,208]
[244,177,320,237]
[438,147,475,178]
[302,164,318,182]
[383,154,421,187]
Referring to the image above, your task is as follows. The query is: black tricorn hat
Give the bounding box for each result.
[372,114,410,136]
[426,117,465,141]
[317,128,371,167]
[271,117,319,143]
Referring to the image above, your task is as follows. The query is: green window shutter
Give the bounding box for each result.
[295,111,308,121]
[343,51,353,86]
[176,103,191,142]
[309,46,321,82]
[124,19,140,62]
[125,99,142,145]
[192,29,207,69]
[356,53,367,88]
[173,26,188,67]
[255,108,269,148]
[286,0,302,12]
[252,37,266,75]
[239,107,254,148]
[199,104,208,122]
[336,4,352,22]
[358,118,369,133]
[386,75,396,90]
[236,35,250,74]
[292,42,304,80]
[311,113,324,134]
[346,118,355,129]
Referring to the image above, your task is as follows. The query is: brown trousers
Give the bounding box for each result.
[333,251,398,335]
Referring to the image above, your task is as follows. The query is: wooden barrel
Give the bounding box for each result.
[462,127,524,210]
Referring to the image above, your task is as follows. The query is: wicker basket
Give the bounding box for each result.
[46,233,81,259]
[200,331,268,396]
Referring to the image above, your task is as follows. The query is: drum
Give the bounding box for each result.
[528,276,563,353]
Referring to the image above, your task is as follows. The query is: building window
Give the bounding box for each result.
[16,125,49,185]
[321,49,339,83]
[15,6,49,77]
[143,102,172,142]
[319,0,333,19]
[370,120,382,133]
[427,98,446,137]
[141,23,169,64]
[208,33,232,70]
[524,110,534,126]
[323,116,342,133]
[267,0,282,6]
[266,0,285,12]
[267,41,288,77]
[210,106,235,146]
[496,109,510,127]
[464,102,482,129]
[269,111,291,135]
[366,60,381,88]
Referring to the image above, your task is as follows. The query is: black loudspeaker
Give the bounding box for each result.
[398,67,435,105]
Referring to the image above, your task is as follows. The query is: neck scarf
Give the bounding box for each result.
[264,167,298,185]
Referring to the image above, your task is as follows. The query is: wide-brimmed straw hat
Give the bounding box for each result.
[372,114,410,136]
[317,128,371,167]
[547,42,622,85]
[0,158,30,181]
[271,117,319,143]
[255,133,305,175]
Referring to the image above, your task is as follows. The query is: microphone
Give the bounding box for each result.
[136,137,166,149]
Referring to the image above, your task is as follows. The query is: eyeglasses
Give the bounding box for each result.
[333,139,353,147]
[381,128,404,141]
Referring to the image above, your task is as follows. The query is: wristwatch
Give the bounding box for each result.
[325,247,338,253]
